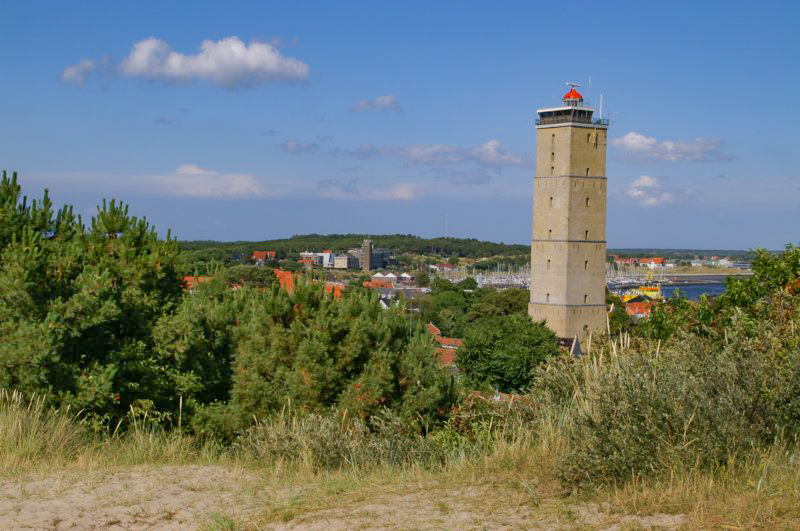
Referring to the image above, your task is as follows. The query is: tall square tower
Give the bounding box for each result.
[528,85,609,340]
[361,239,373,271]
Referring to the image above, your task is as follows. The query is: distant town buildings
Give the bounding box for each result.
[612,255,745,270]
[251,240,392,271]
[334,254,359,269]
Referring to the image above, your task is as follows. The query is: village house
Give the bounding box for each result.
[427,322,463,366]
[251,250,277,264]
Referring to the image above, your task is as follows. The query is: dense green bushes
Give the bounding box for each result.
[222,281,456,436]
[0,172,184,425]
[533,245,800,486]
[457,315,558,393]
[0,174,456,433]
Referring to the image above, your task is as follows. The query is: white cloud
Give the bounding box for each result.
[401,139,527,168]
[154,165,272,197]
[349,94,401,112]
[372,183,415,200]
[281,140,319,154]
[611,131,731,163]
[402,144,464,165]
[470,140,526,167]
[315,178,415,200]
[625,175,673,207]
[29,165,283,199]
[316,178,360,199]
[120,36,309,88]
[61,59,96,85]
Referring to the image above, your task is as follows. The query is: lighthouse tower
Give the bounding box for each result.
[528,85,609,340]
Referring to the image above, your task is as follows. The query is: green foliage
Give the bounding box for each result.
[415,271,430,287]
[641,245,800,341]
[457,315,558,393]
[0,171,185,426]
[419,281,530,340]
[1,174,455,435]
[464,287,528,322]
[547,291,800,486]
[605,290,634,335]
[229,281,456,432]
[221,264,276,288]
[723,245,800,307]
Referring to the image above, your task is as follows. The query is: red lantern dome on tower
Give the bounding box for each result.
[563,84,583,106]
[563,87,583,101]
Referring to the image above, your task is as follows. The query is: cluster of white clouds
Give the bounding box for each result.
[62,36,309,88]
[32,165,279,199]
[612,131,730,163]
[625,175,673,207]
[400,139,527,168]
[333,140,528,169]
[349,94,401,112]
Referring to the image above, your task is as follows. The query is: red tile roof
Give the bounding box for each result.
[625,300,657,318]
[435,336,463,348]
[181,275,213,290]
[324,282,345,299]
[252,250,276,262]
[427,322,462,365]
[363,279,395,289]
[435,347,457,365]
[273,269,295,293]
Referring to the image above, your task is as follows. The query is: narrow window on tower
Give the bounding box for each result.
[548,229,552,239]
[546,293,550,303]
[550,166,554,176]
[587,133,591,143]
[547,259,551,270]
[585,230,589,240]
[585,197,590,207]
[584,260,588,270]
[549,196,553,207]
[585,168,590,176]
[550,152,554,163]
[584,294,588,303]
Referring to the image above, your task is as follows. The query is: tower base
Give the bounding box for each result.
[528,303,605,341]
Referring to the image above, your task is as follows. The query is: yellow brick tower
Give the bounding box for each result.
[528,84,608,340]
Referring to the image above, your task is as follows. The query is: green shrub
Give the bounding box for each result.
[229,280,457,431]
[457,314,558,393]
[546,292,800,486]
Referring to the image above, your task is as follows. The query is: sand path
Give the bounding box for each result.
[0,466,684,530]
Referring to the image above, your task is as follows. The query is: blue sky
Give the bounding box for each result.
[1,1,798,248]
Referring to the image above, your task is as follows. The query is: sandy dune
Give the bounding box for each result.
[0,466,684,530]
